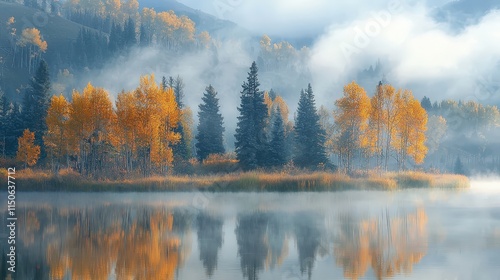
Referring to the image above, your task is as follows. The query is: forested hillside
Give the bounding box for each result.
[0,0,499,177]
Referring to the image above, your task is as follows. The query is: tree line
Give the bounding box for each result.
[1,60,499,177]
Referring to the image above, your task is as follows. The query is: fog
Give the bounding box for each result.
[69,0,500,150]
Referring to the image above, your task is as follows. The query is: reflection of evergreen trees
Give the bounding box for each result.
[196,213,224,277]
[0,205,431,280]
[293,212,325,280]
[235,212,269,280]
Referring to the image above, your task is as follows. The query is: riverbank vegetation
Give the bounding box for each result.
[8,167,469,192]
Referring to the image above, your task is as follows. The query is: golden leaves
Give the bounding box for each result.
[16,129,40,167]
[18,28,48,52]
[44,95,70,161]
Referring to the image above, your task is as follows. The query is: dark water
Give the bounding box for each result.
[1,180,500,280]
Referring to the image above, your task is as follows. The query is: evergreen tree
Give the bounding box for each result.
[161,76,168,90]
[139,23,149,47]
[123,17,137,48]
[269,106,287,167]
[170,76,190,161]
[454,156,466,175]
[294,84,328,168]
[421,96,432,112]
[4,102,24,157]
[108,22,123,53]
[22,60,51,156]
[196,85,225,161]
[235,61,270,169]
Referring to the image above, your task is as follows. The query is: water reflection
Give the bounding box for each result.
[334,209,428,280]
[197,213,224,277]
[3,191,497,280]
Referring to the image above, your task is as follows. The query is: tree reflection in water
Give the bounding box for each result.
[334,208,428,280]
[196,213,224,277]
[2,203,428,280]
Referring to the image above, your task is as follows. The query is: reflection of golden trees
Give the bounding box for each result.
[334,208,428,280]
[46,209,183,280]
[19,210,40,246]
[265,215,289,270]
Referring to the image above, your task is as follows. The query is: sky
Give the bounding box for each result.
[83,0,500,147]
[173,0,500,105]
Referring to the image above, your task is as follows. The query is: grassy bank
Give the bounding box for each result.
[5,168,470,192]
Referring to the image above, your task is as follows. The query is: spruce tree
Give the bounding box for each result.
[22,60,51,156]
[170,76,190,161]
[235,61,269,169]
[421,96,432,112]
[196,85,225,161]
[294,84,328,168]
[454,156,466,175]
[124,17,136,48]
[269,106,287,167]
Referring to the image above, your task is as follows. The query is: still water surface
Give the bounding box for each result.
[2,180,500,280]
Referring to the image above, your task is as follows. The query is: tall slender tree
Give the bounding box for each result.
[22,60,51,157]
[235,61,269,169]
[334,81,371,173]
[294,84,328,168]
[196,85,225,161]
[169,75,190,161]
[269,106,287,167]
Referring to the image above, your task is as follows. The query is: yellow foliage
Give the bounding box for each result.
[44,95,70,161]
[18,28,48,52]
[16,129,40,167]
[334,81,371,171]
[393,90,428,166]
[116,74,181,170]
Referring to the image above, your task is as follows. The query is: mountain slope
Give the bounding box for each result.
[139,0,247,39]
[0,1,101,99]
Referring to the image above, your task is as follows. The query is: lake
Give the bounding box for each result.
[2,180,499,280]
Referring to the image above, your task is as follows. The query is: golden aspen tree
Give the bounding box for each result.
[16,28,48,72]
[334,81,371,173]
[264,91,273,116]
[44,95,70,172]
[197,31,211,49]
[393,90,428,169]
[381,85,401,170]
[67,83,116,177]
[16,129,40,168]
[272,96,289,123]
[130,75,180,175]
[115,90,138,172]
[180,107,194,157]
[366,83,385,168]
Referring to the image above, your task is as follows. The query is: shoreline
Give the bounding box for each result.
[10,169,470,192]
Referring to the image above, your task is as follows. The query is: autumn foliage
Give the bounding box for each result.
[16,129,40,168]
[42,75,180,177]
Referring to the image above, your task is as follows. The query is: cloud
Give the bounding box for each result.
[308,3,500,104]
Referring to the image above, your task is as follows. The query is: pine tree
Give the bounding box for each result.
[4,102,24,157]
[235,61,269,169]
[196,85,225,161]
[22,60,51,157]
[269,106,286,167]
[421,96,432,112]
[0,92,6,157]
[294,84,328,168]
[454,156,466,175]
[170,76,190,161]
[124,17,137,48]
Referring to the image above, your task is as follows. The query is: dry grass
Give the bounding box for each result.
[11,169,470,192]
